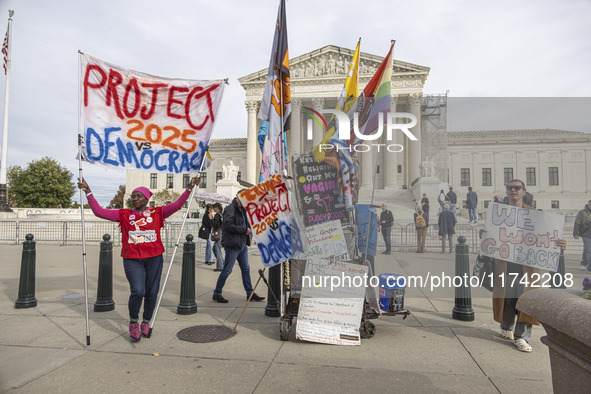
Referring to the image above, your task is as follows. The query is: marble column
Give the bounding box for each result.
[290,99,302,162]
[361,147,373,187]
[409,93,422,184]
[311,98,325,147]
[245,100,259,185]
[384,95,398,189]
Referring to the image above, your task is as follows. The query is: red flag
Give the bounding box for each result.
[1,26,8,75]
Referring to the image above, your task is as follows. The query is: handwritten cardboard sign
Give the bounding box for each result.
[480,204,564,272]
[79,53,224,173]
[293,219,350,261]
[292,153,348,227]
[296,257,368,345]
[239,175,303,268]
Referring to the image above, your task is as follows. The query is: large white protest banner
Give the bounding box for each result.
[296,257,368,346]
[79,53,225,173]
[480,204,564,272]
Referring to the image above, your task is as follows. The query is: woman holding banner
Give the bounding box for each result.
[78,175,200,342]
[481,179,566,353]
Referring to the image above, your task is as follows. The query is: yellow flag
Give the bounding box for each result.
[312,39,360,163]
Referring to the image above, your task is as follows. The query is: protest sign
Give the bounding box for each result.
[292,153,348,227]
[480,204,564,272]
[238,175,303,268]
[293,219,350,261]
[79,53,225,173]
[355,204,379,256]
[296,257,368,345]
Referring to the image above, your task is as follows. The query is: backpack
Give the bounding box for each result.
[415,212,426,228]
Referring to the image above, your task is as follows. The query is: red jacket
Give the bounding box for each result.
[119,207,165,259]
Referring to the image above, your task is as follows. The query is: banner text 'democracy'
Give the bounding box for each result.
[80,54,224,173]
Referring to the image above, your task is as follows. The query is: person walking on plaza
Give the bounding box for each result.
[414,208,429,253]
[379,204,394,255]
[438,189,446,208]
[483,179,566,353]
[202,204,214,265]
[447,186,457,220]
[466,186,478,223]
[211,203,224,272]
[212,191,265,303]
[421,193,430,216]
[573,200,591,273]
[78,175,200,342]
[438,202,456,253]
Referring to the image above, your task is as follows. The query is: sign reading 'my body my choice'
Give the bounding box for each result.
[79,53,225,173]
[480,204,564,272]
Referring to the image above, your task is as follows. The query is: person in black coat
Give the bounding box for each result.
[211,203,224,272]
[212,192,264,303]
[438,202,456,253]
[202,204,214,265]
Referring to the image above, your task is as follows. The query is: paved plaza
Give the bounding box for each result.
[0,243,588,393]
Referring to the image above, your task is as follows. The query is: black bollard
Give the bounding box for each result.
[264,264,281,317]
[94,234,115,312]
[177,234,197,315]
[452,236,475,321]
[15,234,37,309]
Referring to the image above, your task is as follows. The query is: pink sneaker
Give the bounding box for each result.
[140,322,150,338]
[129,322,140,342]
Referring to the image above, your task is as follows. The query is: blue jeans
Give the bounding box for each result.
[469,208,478,222]
[450,203,457,221]
[205,237,213,263]
[213,241,224,270]
[382,226,392,252]
[214,242,253,296]
[500,297,532,342]
[583,237,591,273]
[123,255,164,322]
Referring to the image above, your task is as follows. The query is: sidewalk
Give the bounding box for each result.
[0,243,587,393]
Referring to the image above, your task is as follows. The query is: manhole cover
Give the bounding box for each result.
[177,325,235,343]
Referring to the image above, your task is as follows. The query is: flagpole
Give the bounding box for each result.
[148,160,204,336]
[77,50,91,346]
[0,10,14,212]
[362,40,395,264]
[149,80,226,334]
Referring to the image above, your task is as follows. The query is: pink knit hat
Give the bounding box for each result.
[132,186,153,200]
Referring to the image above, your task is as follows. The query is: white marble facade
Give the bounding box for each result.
[238,45,431,189]
[447,129,591,210]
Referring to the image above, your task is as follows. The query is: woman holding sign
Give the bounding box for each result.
[78,175,200,342]
[482,179,566,353]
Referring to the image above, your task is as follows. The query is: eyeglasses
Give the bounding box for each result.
[506,185,523,191]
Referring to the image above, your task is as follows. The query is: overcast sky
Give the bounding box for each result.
[0,0,590,205]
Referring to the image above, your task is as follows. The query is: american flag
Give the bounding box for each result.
[1,26,8,75]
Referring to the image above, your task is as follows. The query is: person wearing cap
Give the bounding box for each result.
[77,175,200,342]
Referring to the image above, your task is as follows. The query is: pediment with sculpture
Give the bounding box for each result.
[239,44,430,86]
